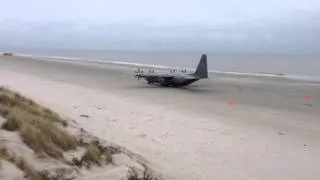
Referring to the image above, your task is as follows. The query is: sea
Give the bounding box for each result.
[2,48,320,82]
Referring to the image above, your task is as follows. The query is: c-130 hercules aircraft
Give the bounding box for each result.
[134,54,208,87]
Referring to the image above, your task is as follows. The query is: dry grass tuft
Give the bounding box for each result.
[1,145,77,180]
[20,123,65,159]
[127,167,160,180]
[0,86,77,159]
[80,144,102,167]
[0,146,43,180]
[70,141,114,169]
[90,140,115,164]
[0,86,68,127]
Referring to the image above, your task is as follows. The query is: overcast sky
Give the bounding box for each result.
[1,0,319,24]
[0,0,320,53]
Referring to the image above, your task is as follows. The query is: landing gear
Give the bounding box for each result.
[160,83,170,87]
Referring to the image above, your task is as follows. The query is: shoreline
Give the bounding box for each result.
[3,52,320,83]
[1,55,320,180]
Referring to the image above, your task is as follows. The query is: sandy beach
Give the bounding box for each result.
[1,55,320,180]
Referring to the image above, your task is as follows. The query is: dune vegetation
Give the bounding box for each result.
[0,85,159,180]
[0,86,75,159]
[0,146,43,180]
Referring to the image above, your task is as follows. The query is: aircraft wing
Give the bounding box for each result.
[136,73,196,79]
[135,73,174,78]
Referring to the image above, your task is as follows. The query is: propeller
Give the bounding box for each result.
[134,68,144,74]
[135,75,141,80]
[134,68,140,73]
[148,68,155,73]
[170,69,176,73]
[134,68,145,80]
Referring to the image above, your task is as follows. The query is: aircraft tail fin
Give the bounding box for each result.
[193,54,208,79]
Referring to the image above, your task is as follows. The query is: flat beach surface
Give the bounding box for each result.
[1,56,320,180]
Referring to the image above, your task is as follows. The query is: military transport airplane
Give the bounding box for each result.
[134,54,208,87]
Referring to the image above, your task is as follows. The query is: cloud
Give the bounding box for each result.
[0,9,320,54]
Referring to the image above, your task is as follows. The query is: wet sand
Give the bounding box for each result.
[1,56,320,180]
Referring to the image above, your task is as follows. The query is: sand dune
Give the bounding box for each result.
[0,85,156,180]
[1,56,320,180]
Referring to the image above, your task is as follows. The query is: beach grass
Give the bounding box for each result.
[0,85,160,180]
[127,167,159,180]
[81,144,103,167]
[0,86,77,159]
[0,146,43,180]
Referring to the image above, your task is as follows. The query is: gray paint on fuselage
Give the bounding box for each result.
[134,54,208,87]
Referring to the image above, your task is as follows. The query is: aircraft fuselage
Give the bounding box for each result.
[134,54,208,87]
[143,76,199,87]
